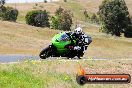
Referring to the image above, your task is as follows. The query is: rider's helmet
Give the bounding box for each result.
[74,27,83,34]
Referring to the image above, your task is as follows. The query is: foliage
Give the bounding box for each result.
[84,9,89,21]
[0,0,5,6]
[55,6,64,16]
[124,24,132,37]
[3,7,18,21]
[25,10,50,27]
[51,15,60,29]
[124,16,132,37]
[83,10,100,24]
[44,0,47,3]
[51,7,73,31]
[90,13,100,24]
[98,0,131,37]
[0,6,18,22]
[0,6,6,20]
[64,0,67,2]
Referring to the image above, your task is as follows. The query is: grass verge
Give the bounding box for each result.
[0,59,132,88]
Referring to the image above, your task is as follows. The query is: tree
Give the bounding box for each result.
[91,13,99,24]
[0,0,5,6]
[44,0,47,3]
[124,24,132,37]
[0,5,6,20]
[64,0,67,2]
[124,15,132,37]
[98,0,131,36]
[3,7,18,21]
[25,10,50,27]
[34,12,50,27]
[0,0,5,14]
[51,15,61,29]
[51,8,73,31]
[0,6,18,21]
[59,10,73,31]
[83,9,89,22]
[55,6,64,15]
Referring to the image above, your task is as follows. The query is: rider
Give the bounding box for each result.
[67,27,92,51]
[65,26,92,58]
[71,27,83,51]
[71,27,92,51]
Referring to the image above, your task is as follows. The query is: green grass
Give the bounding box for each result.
[0,60,132,88]
[17,15,26,23]
[0,67,44,88]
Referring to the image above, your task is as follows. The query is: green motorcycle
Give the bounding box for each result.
[39,32,91,59]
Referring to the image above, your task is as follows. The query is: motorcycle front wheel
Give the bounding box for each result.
[39,46,51,59]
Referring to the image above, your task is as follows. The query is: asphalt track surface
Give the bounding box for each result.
[1,54,131,63]
[0,54,39,63]
[0,54,113,63]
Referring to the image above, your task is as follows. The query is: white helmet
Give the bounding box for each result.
[74,27,83,34]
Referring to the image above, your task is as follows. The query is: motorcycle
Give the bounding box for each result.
[39,32,92,59]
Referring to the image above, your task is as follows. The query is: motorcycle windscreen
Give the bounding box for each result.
[52,33,71,54]
[57,33,70,41]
